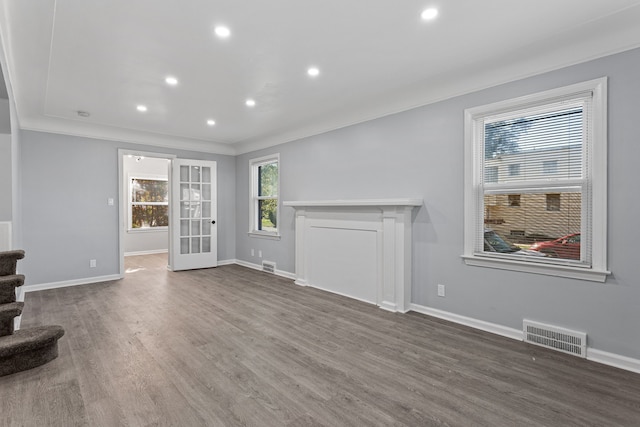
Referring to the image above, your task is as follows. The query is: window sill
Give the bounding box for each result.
[461,255,610,282]
[248,231,281,241]
[127,227,168,233]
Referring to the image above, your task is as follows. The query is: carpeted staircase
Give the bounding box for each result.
[0,250,64,377]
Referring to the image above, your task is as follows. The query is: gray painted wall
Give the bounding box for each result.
[0,134,11,221]
[0,98,11,221]
[20,130,236,285]
[235,47,640,360]
[0,98,10,133]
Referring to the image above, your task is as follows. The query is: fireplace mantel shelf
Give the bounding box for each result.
[283,198,423,208]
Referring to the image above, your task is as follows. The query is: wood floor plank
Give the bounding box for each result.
[2,253,640,426]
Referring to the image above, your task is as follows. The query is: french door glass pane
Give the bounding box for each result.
[191,184,201,201]
[180,202,190,219]
[202,183,211,201]
[202,237,211,253]
[180,165,189,182]
[180,184,189,200]
[191,237,200,254]
[180,237,189,254]
[191,220,200,236]
[202,201,211,218]
[202,220,211,236]
[190,202,201,218]
[180,220,189,237]
[202,167,211,182]
[191,166,201,183]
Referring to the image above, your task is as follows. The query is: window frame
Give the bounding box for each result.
[463,78,609,282]
[128,174,169,232]
[249,154,281,239]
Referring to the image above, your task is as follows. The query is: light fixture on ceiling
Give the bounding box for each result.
[245,99,256,107]
[207,119,216,126]
[421,8,438,20]
[214,26,231,39]
[165,76,178,85]
[307,67,320,77]
[136,105,148,112]
[77,110,90,118]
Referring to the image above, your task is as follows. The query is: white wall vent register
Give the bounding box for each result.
[523,319,587,358]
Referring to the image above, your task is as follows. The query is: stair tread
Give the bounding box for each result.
[0,325,65,357]
[0,275,25,304]
[0,274,25,287]
[0,302,24,320]
[0,250,25,276]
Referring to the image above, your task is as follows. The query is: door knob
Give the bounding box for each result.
[211,220,216,224]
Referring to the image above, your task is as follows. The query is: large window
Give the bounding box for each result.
[464,78,608,281]
[250,154,279,238]
[129,176,168,229]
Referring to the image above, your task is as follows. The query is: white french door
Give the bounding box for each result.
[170,159,217,271]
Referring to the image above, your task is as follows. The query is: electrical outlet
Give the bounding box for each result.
[437,284,445,297]
[90,259,97,268]
[258,250,263,258]
[251,249,255,256]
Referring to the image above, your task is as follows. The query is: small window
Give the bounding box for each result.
[546,193,561,211]
[249,154,280,237]
[485,166,498,183]
[464,78,609,281]
[129,177,168,229]
[543,160,558,175]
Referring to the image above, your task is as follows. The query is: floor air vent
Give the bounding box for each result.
[262,261,276,274]
[523,320,587,358]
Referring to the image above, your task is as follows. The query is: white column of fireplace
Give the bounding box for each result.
[283,199,422,313]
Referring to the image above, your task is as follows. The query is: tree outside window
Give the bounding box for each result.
[250,154,279,236]
[130,178,169,229]
[258,162,278,231]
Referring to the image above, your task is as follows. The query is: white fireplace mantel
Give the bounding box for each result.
[283,198,422,313]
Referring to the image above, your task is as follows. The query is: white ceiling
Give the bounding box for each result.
[2,0,640,155]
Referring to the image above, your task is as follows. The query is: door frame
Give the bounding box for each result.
[117,149,176,278]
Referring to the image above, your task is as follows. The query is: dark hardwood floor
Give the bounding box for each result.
[1,253,639,426]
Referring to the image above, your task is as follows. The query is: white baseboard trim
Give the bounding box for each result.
[587,348,640,374]
[22,274,123,294]
[409,303,523,341]
[124,249,168,257]
[217,259,236,266]
[234,259,296,280]
[409,303,640,375]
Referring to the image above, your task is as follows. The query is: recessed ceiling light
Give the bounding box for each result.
[421,8,438,20]
[214,26,231,38]
[165,76,178,85]
[245,99,256,107]
[207,119,216,126]
[136,105,148,112]
[307,67,320,77]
